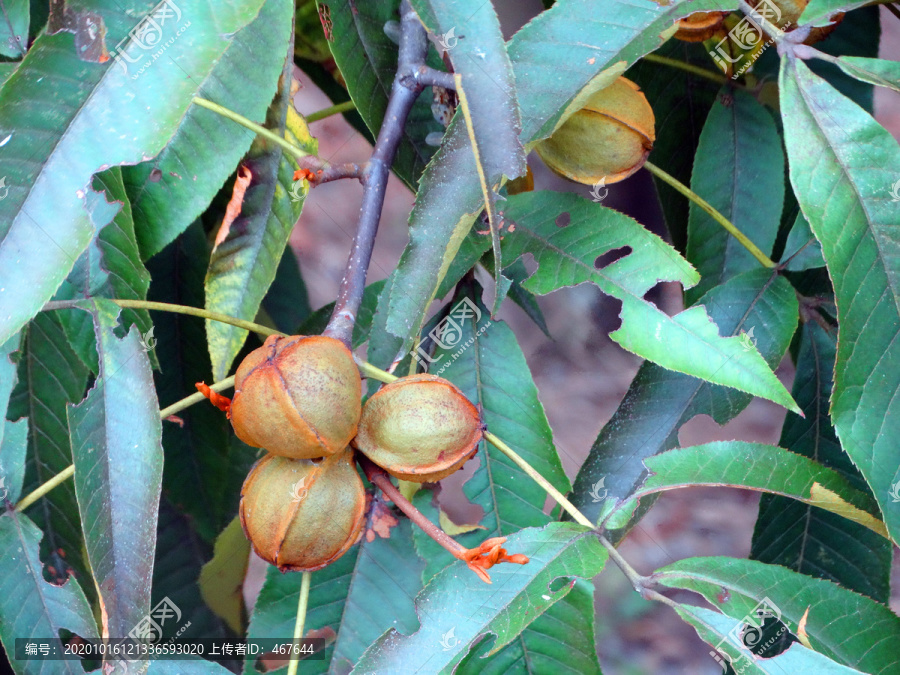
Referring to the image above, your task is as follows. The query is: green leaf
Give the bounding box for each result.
[500,191,798,412]
[629,40,721,251]
[352,523,607,673]
[656,556,900,673]
[455,579,601,675]
[381,0,739,356]
[328,516,424,672]
[198,516,249,636]
[55,168,155,373]
[568,269,798,524]
[781,211,825,271]
[0,333,21,425]
[0,0,268,346]
[153,500,233,646]
[0,0,27,58]
[148,222,251,542]
[319,0,438,188]
[409,282,568,569]
[260,248,312,334]
[0,418,27,504]
[409,0,526,308]
[604,441,886,537]
[686,88,783,303]
[68,300,163,641]
[9,313,92,595]
[0,511,97,675]
[124,0,293,260]
[831,55,900,94]
[676,605,865,674]
[204,51,316,381]
[752,322,891,602]
[245,516,424,675]
[780,57,900,544]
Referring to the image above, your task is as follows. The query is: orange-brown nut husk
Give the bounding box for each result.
[230,334,362,459]
[674,11,730,42]
[747,0,843,44]
[353,374,483,483]
[535,77,655,186]
[239,449,366,572]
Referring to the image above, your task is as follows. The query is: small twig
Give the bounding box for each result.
[43,299,282,339]
[286,572,311,675]
[323,0,429,347]
[305,100,357,123]
[360,457,467,556]
[15,376,236,512]
[886,3,900,22]
[644,161,776,268]
[415,65,456,90]
[192,97,312,163]
[597,533,655,596]
[641,53,728,86]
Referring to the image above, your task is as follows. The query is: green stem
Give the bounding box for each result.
[192,97,312,163]
[305,100,357,123]
[286,572,312,675]
[15,465,75,513]
[14,377,236,513]
[644,161,776,268]
[44,299,284,339]
[641,54,728,86]
[484,431,595,529]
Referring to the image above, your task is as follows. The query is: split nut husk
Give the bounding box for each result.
[535,76,655,186]
[674,11,730,42]
[354,374,483,483]
[239,449,366,572]
[230,334,362,459]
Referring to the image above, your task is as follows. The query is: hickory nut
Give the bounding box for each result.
[239,449,366,572]
[230,334,362,459]
[535,76,655,186]
[353,374,483,483]
[674,11,730,42]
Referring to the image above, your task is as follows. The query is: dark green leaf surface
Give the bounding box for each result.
[319,0,438,188]
[409,283,584,672]
[0,512,97,675]
[148,223,246,542]
[0,418,27,504]
[629,40,721,251]
[569,269,798,523]
[677,605,865,674]
[686,89,783,303]
[9,313,91,594]
[381,0,738,357]
[604,442,884,536]
[500,192,797,411]
[204,50,316,381]
[0,0,27,58]
[261,248,312,334]
[352,523,607,674]
[68,300,163,641]
[455,579,601,675]
[780,57,900,544]
[125,0,293,259]
[657,556,900,674]
[752,322,891,602]
[0,0,267,346]
[153,500,231,644]
[245,514,423,675]
[55,168,154,373]
[781,211,825,271]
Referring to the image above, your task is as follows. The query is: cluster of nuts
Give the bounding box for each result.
[217,334,484,573]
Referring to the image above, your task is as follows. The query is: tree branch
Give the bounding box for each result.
[323,0,429,346]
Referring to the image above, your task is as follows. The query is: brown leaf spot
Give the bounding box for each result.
[214,165,252,250]
[366,498,399,542]
[555,212,570,228]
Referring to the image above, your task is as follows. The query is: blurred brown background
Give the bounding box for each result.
[248,4,900,672]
